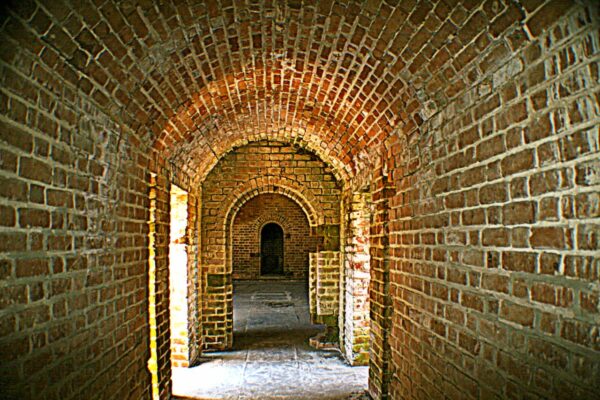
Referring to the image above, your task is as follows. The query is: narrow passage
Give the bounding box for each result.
[172,281,368,399]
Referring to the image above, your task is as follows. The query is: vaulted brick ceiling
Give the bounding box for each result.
[3,0,529,180]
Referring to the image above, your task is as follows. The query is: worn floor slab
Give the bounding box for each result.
[172,280,369,400]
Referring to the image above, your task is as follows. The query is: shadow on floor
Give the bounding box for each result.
[172,280,369,400]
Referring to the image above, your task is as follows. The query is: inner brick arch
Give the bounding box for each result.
[166,121,355,184]
[230,193,317,280]
[148,69,404,180]
[223,180,323,228]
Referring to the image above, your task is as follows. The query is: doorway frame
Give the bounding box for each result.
[259,221,285,276]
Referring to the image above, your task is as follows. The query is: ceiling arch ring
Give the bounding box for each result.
[222,180,323,230]
[181,134,351,185]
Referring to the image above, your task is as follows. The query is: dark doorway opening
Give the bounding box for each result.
[260,223,284,275]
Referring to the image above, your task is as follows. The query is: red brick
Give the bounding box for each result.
[481,273,509,294]
[527,1,574,36]
[530,227,568,249]
[0,120,34,152]
[0,205,16,226]
[0,176,28,201]
[576,224,600,251]
[462,208,485,225]
[502,251,536,273]
[461,292,484,312]
[502,201,535,225]
[19,157,53,184]
[538,252,561,275]
[18,208,50,228]
[500,301,534,327]
[0,2,597,399]
[538,197,559,221]
[482,228,509,247]
[579,291,599,313]
[479,182,507,204]
[500,149,535,176]
[0,232,27,252]
[575,192,600,218]
[16,258,50,278]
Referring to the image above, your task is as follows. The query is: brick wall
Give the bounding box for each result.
[342,191,372,366]
[232,193,319,280]
[368,164,395,400]
[309,250,342,332]
[151,170,201,388]
[314,251,341,316]
[379,2,600,399]
[149,171,172,400]
[0,83,154,399]
[185,190,201,367]
[201,140,341,349]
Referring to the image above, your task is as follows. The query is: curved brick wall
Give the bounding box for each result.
[0,1,598,399]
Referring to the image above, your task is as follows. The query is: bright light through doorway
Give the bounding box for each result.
[170,185,189,368]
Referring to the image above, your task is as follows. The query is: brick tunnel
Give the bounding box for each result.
[0,1,599,399]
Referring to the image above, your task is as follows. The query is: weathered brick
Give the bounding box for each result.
[482,228,509,247]
[579,291,599,313]
[502,201,535,225]
[501,149,535,176]
[479,182,508,204]
[502,251,536,273]
[538,197,559,221]
[481,273,509,294]
[18,208,50,228]
[575,159,600,187]
[0,148,18,172]
[500,301,534,327]
[576,224,600,251]
[0,176,28,201]
[16,258,49,278]
[461,292,484,312]
[19,157,53,184]
[0,205,16,226]
[530,227,568,249]
[527,1,573,37]
[0,120,34,152]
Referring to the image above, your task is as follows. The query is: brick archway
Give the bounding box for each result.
[203,183,326,349]
[223,180,322,228]
[228,191,318,281]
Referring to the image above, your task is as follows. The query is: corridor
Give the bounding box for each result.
[172,281,368,399]
[1,1,599,399]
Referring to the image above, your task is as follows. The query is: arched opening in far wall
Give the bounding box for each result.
[260,222,284,276]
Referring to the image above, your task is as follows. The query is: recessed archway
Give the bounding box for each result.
[260,222,285,276]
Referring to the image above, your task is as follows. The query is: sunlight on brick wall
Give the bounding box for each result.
[148,181,159,400]
[169,186,189,367]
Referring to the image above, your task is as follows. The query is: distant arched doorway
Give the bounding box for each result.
[260,223,284,276]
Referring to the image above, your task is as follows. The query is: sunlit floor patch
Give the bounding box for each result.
[172,280,368,400]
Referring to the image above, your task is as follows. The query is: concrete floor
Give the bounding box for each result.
[172,280,369,400]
